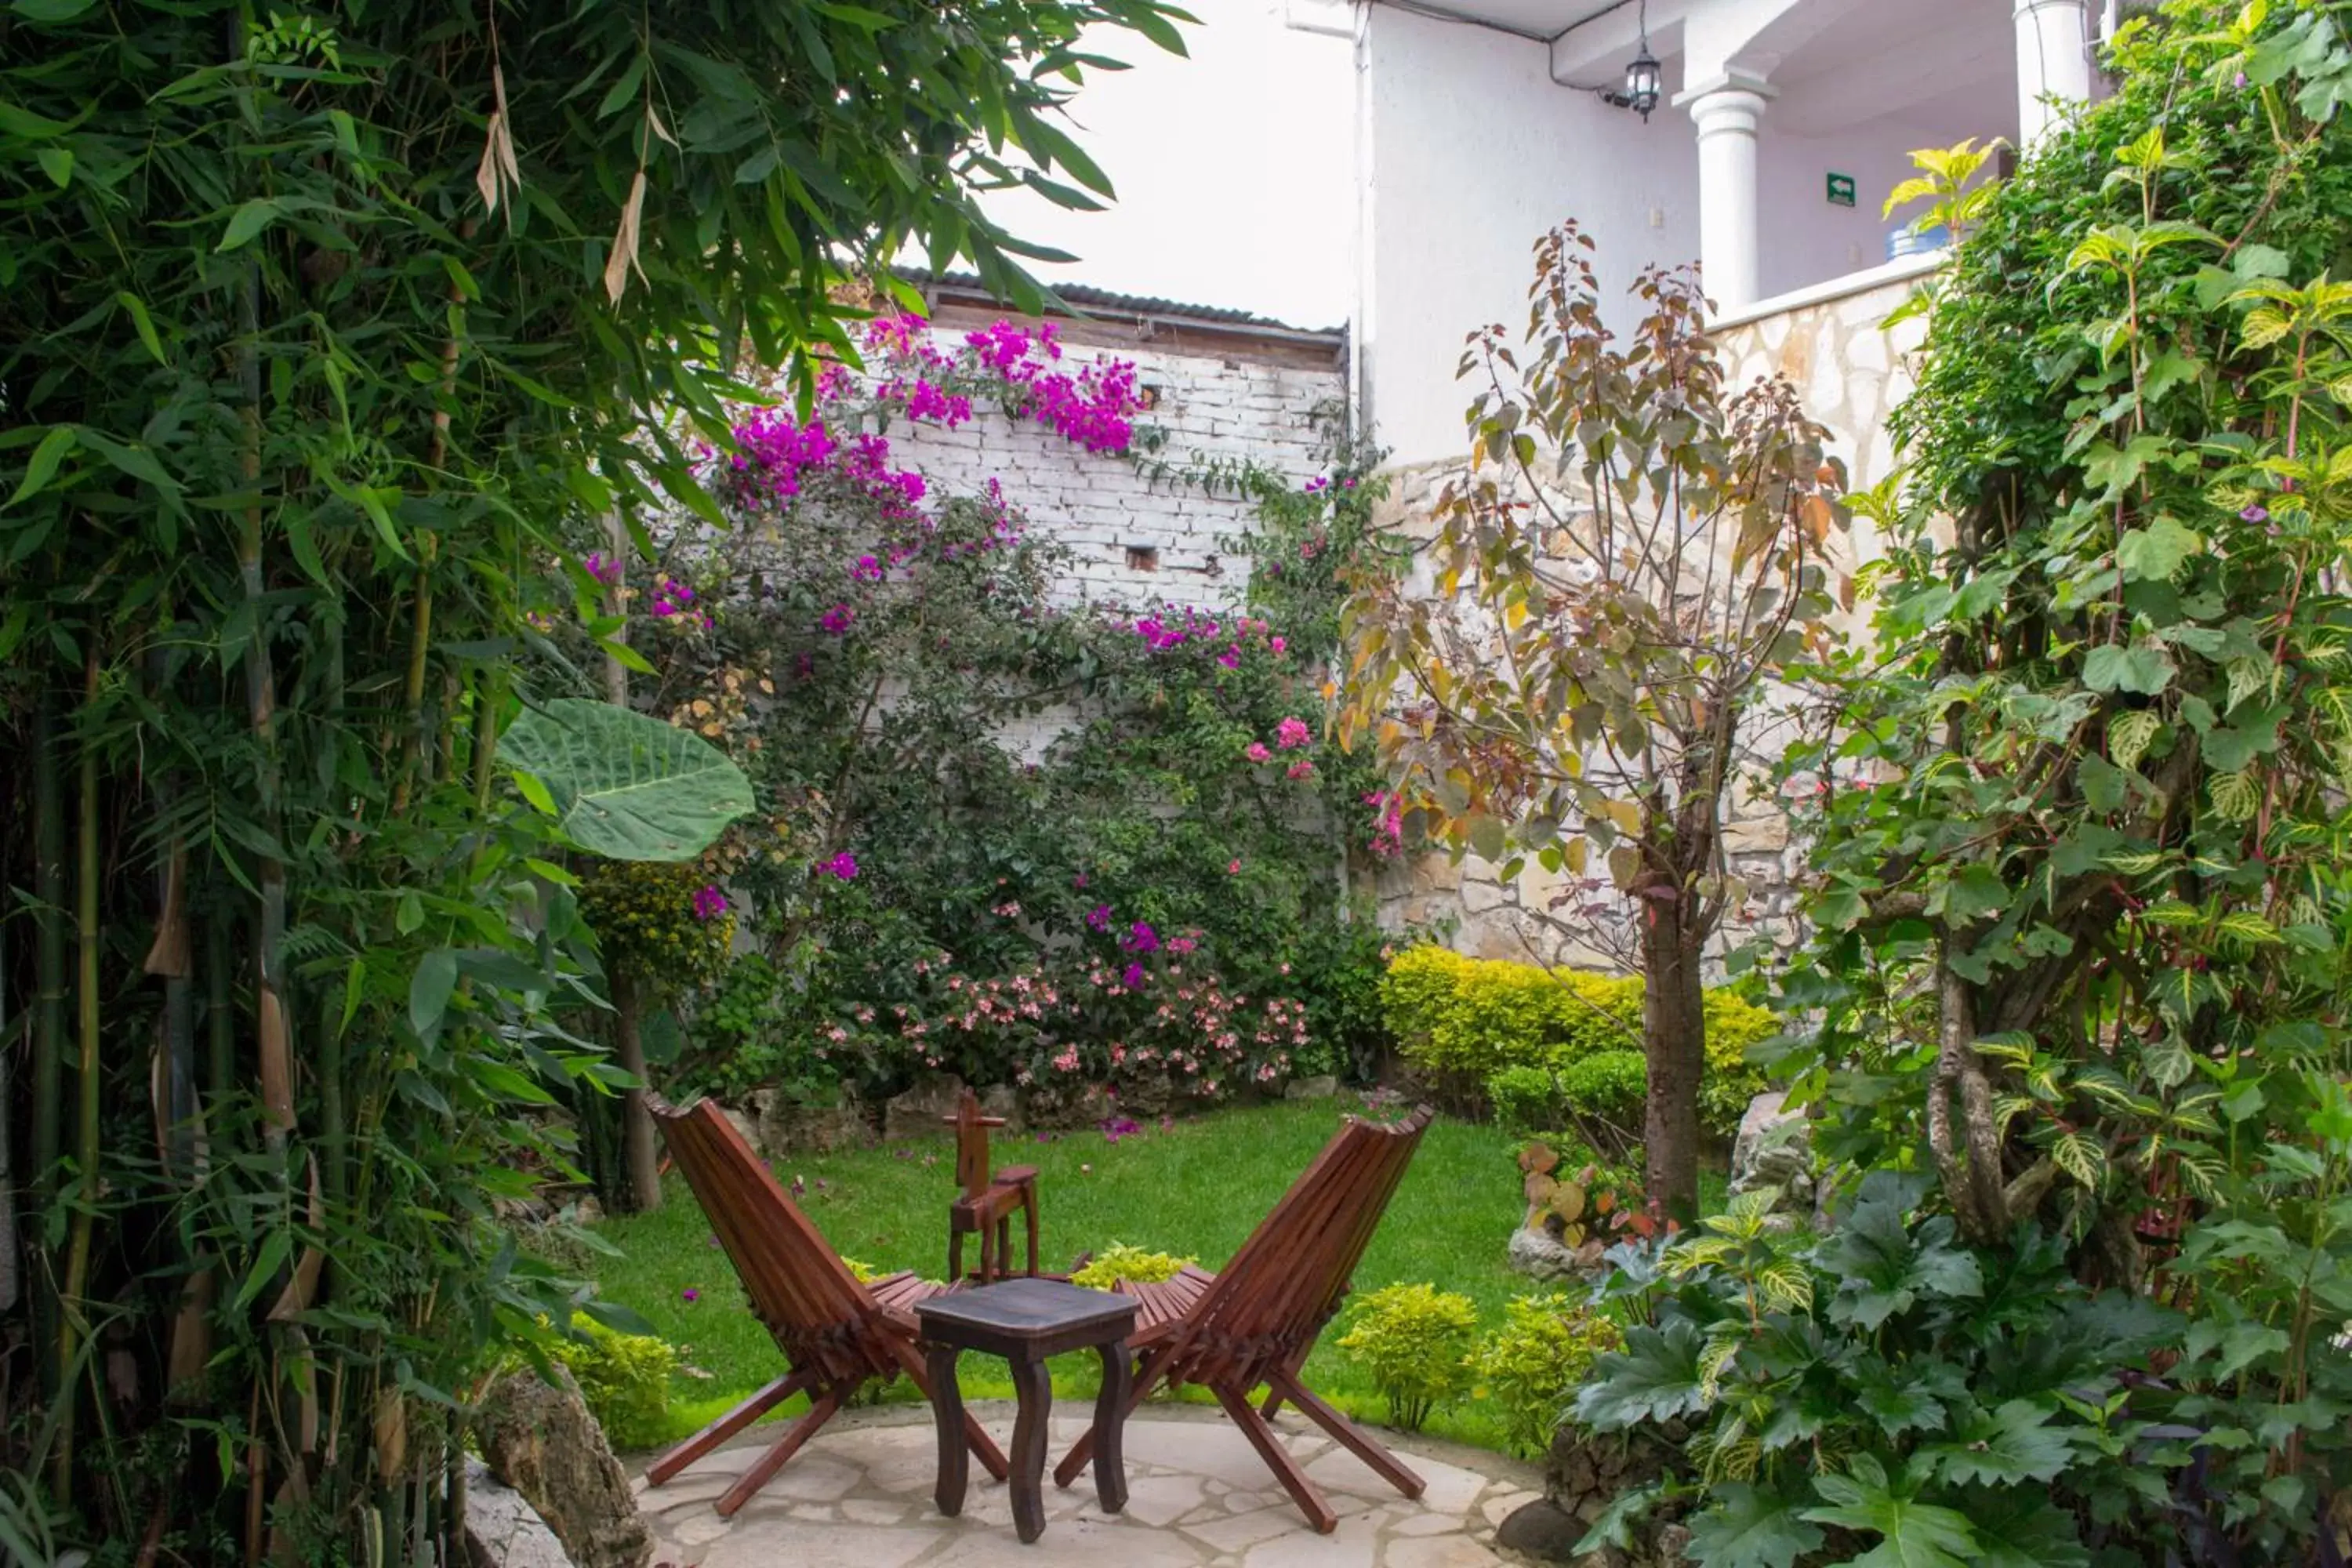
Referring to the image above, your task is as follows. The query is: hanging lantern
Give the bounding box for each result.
[1602,0,1662,122]
[1623,41,1661,121]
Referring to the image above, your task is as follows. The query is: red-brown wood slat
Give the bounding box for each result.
[644,1093,1011,1511]
[1051,1105,1436,1532]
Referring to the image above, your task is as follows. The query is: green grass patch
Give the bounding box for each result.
[587,1098,1722,1456]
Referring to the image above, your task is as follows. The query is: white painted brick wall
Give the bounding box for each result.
[881,326,1345,612]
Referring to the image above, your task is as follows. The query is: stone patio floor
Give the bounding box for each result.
[633,1401,1544,1568]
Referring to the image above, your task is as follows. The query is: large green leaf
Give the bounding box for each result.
[1954,1490,2092,1568]
[499,698,753,862]
[1685,1483,1824,1568]
[1921,1399,2074,1486]
[1572,1319,1710,1429]
[1802,1455,1979,1568]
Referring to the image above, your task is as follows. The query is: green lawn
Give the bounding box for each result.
[586,1098,1716,1456]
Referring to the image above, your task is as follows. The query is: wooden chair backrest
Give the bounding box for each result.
[648,1094,876,1340]
[1169,1105,1435,1379]
[950,1087,999,1201]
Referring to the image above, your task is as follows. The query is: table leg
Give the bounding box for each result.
[927,1344,967,1519]
[1091,1341,1131,1515]
[1007,1352,1052,1543]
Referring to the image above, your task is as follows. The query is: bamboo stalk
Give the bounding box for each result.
[149,621,212,1399]
[31,691,64,1203]
[319,605,348,1222]
[28,689,65,1418]
[56,652,102,1495]
[0,946,16,1317]
[205,915,234,1110]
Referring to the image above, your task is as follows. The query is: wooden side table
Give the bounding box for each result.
[915,1278,1139,1544]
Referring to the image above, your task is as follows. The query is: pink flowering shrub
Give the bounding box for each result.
[833,924,1317,1105]
[637,372,1410,1112]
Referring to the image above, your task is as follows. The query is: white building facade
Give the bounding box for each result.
[1294,0,2109,468]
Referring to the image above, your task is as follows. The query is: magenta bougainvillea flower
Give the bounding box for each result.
[1276,717,1311,750]
[1122,962,1146,990]
[852,554,884,582]
[1086,903,1113,931]
[820,603,854,635]
[1123,921,1159,954]
[681,1287,700,1303]
[823,851,858,880]
[1287,758,1315,781]
[584,550,621,587]
[691,884,729,921]
[1269,636,1287,655]
[1245,742,1271,764]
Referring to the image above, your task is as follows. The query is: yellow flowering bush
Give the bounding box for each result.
[1466,1294,1621,1458]
[1380,946,1774,1137]
[1071,1243,1194,1290]
[575,858,735,986]
[1336,1282,1479,1432]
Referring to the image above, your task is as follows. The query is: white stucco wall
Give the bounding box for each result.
[1358,5,1702,467]
[1753,119,1947,298]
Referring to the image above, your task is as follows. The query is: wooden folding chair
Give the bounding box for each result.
[642,1094,1011,1516]
[1050,1105,1438,1533]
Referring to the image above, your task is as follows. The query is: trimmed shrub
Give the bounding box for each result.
[550,1316,679,1452]
[1557,1050,1646,1132]
[1486,1064,1563,1136]
[1467,1294,1622,1459]
[1071,1243,1194,1290]
[1381,946,1774,1137]
[1381,947,1638,1084]
[1698,988,1777,1131]
[1335,1283,1479,1432]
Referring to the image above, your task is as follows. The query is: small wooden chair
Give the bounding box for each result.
[944,1087,1040,1283]
[1050,1105,1437,1533]
[643,1094,1011,1515]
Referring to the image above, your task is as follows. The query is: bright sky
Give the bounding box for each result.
[972,0,1356,329]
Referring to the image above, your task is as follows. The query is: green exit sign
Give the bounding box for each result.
[1827,172,1857,208]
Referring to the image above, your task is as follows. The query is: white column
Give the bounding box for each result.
[2015,0,2092,146]
[1685,80,1771,315]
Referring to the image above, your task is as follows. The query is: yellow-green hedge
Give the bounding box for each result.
[1379,946,1775,1137]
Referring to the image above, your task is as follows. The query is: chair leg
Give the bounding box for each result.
[1053,1343,1166,1488]
[895,1339,1011,1481]
[1022,1186,1040,1277]
[715,1385,846,1517]
[646,1368,813,1487]
[1210,1382,1337,1534]
[1269,1369,1425,1500]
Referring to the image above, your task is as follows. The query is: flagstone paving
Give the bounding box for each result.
[635,1403,1544,1568]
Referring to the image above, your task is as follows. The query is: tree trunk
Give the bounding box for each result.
[1639,903,1708,1227]
[612,965,662,1213]
[601,514,662,1210]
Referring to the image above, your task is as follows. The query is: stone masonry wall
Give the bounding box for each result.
[1369,269,1931,974]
